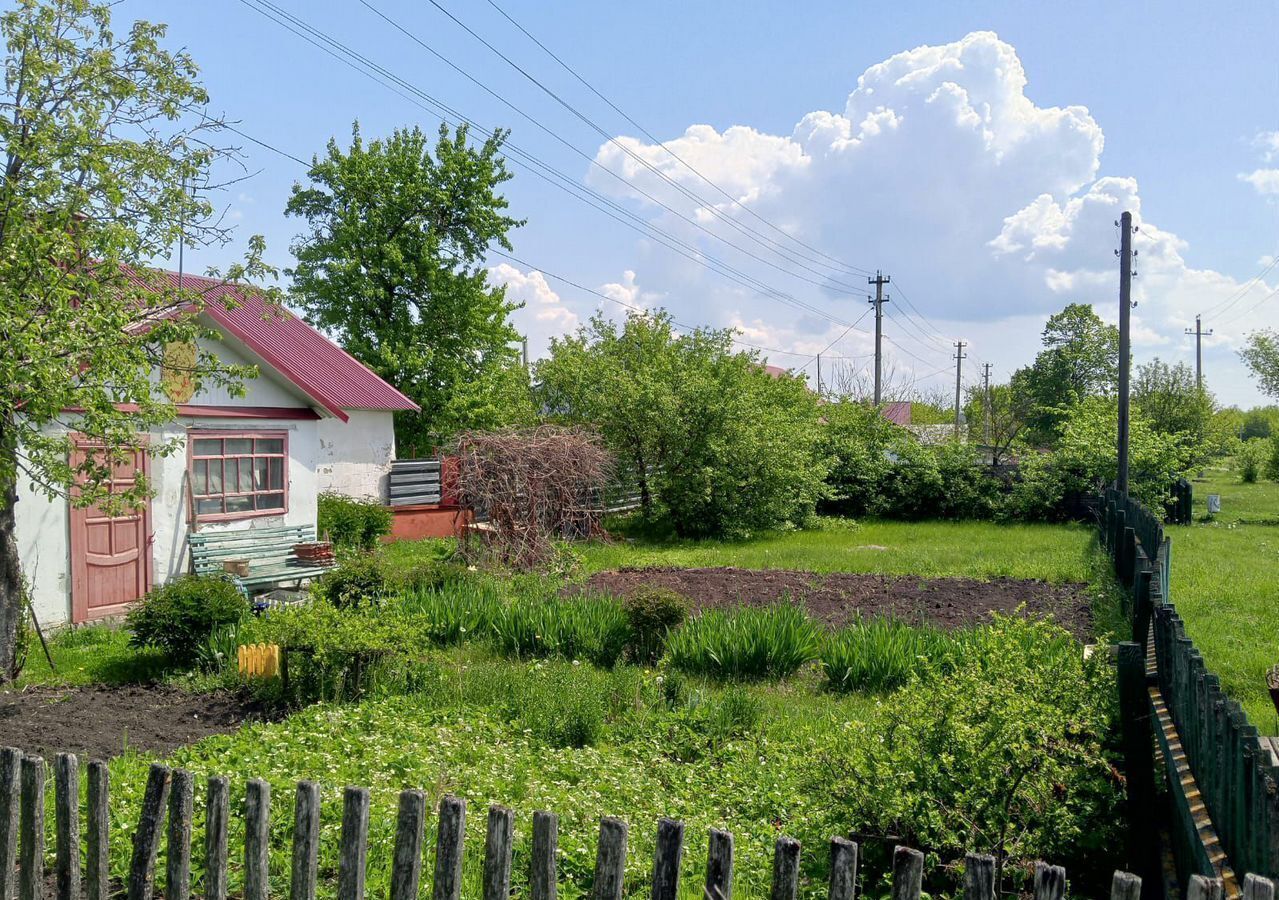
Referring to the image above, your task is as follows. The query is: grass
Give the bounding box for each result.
[17,624,173,687]
[580,517,1096,583]
[1165,464,1279,730]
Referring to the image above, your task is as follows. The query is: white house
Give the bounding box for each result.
[15,270,418,627]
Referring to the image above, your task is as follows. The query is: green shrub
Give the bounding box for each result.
[622,587,688,664]
[820,618,955,692]
[1265,435,1279,482]
[313,554,390,609]
[1240,439,1266,483]
[126,575,249,666]
[666,604,820,681]
[809,616,1121,894]
[662,684,763,761]
[491,594,631,668]
[318,492,392,549]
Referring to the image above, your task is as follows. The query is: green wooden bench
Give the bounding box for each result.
[189,525,335,594]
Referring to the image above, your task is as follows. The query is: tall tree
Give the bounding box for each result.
[536,311,826,538]
[1013,303,1120,443]
[0,0,275,676]
[1132,358,1213,438]
[1240,330,1279,400]
[286,123,526,454]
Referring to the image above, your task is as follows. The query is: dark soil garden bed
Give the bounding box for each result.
[578,567,1093,640]
[0,684,267,760]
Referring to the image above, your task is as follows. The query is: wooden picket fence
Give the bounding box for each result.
[237,643,281,679]
[1,747,1244,900]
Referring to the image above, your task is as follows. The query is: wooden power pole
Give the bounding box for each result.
[953,341,967,440]
[1185,315,1212,389]
[867,271,890,405]
[1117,211,1134,496]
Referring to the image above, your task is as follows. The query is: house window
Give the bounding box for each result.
[189,431,288,519]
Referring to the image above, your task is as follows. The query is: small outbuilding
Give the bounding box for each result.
[15,270,418,626]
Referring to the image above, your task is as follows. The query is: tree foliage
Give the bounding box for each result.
[1012,303,1119,443]
[0,0,275,676]
[286,123,526,453]
[536,311,826,538]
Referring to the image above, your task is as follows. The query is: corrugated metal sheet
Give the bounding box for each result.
[123,268,419,418]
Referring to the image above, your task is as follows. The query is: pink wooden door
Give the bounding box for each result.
[70,441,152,623]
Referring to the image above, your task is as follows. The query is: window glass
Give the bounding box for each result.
[192,438,221,456]
[189,432,288,519]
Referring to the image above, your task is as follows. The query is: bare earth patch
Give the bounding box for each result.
[0,684,268,760]
[578,567,1093,640]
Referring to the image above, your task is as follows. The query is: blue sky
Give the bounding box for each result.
[122,0,1279,405]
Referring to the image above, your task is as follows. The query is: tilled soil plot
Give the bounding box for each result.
[579,567,1093,639]
[0,684,268,760]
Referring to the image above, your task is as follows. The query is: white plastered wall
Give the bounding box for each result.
[315,410,396,503]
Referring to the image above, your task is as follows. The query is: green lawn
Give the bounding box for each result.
[580,517,1097,584]
[1166,466,1279,730]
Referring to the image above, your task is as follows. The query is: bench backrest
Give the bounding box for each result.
[189,524,317,577]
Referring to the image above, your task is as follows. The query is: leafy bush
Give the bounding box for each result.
[666,604,820,680]
[127,576,249,666]
[491,594,631,667]
[809,616,1122,894]
[1265,435,1279,482]
[820,618,956,692]
[621,587,688,664]
[1241,439,1266,483]
[313,554,390,609]
[318,492,392,549]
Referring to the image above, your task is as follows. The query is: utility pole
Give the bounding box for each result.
[521,337,529,371]
[816,353,822,400]
[953,341,967,440]
[1117,211,1134,496]
[868,271,890,405]
[981,362,993,445]
[1185,315,1212,389]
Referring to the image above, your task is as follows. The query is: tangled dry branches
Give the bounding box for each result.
[446,426,613,571]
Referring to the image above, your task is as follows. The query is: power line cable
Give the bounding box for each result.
[234,0,864,330]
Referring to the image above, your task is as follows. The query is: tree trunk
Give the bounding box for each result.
[0,480,22,682]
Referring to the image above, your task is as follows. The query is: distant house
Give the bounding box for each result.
[879,401,912,426]
[877,401,965,444]
[16,270,418,627]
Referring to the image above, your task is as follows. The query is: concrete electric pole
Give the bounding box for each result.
[868,271,890,405]
[1185,315,1212,389]
[953,341,967,440]
[1117,211,1134,496]
[981,362,993,445]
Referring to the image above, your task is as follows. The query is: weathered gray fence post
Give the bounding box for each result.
[531,811,558,900]
[1117,641,1157,885]
[770,837,800,900]
[1032,862,1066,900]
[1187,875,1224,900]
[592,817,627,900]
[205,776,230,900]
[86,761,109,900]
[1110,871,1141,900]
[1244,873,1277,900]
[483,805,514,900]
[167,769,194,900]
[828,838,858,900]
[705,829,733,900]
[244,779,271,900]
[0,749,19,900]
[53,754,79,900]
[963,853,994,900]
[338,786,370,900]
[390,790,426,900]
[19,756,44,900]
[650,818,683,900]
[890,846,923,900]
[291,782,321,900]
[127,763,171,900]
[432,795,466,900]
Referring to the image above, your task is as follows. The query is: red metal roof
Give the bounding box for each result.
[124,269,419,421]
[880,401,912,426]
